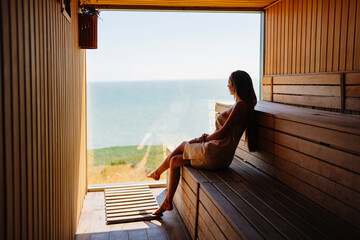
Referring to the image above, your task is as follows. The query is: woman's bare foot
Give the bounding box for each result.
[147,170,160,181]
[152,199,173,215]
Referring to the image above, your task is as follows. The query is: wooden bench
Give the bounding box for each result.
[171,101,360,240]
[262,72,360,113]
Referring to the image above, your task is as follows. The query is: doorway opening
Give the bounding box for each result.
[86,10,262,188]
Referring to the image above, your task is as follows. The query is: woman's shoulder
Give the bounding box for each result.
[233,100,247,112]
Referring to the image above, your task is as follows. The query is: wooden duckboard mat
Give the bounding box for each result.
[104,185,161,224]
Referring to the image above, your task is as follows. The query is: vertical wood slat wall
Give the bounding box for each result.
[0,0,87,239]
[264,0,360,75]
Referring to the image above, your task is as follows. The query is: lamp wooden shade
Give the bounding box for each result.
[79,13,98,49]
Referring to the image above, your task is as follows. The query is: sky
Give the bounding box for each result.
[86,10,261,82]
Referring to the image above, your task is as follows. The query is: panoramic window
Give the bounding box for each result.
[86,11,261,186]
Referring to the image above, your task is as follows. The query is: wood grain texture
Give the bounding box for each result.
[199,186,245,239]
[0,0,87,239]
[339,0,350,71]
[216,102,360,229]
[346,72,360,84]
[209,180,285,239]
[275,3,280,74]
[280,1,285,74]
[296,0,302,74]
[271,6,275,74]
[283,0,288,73]
[257,126,360,173]
[346,0,356,71]
[240,139,360,209]
[346,98,360,111]
[236,148,360,228]
[288,0,293,73]
[305,0,311,73]
[261,71,360,114]
[262,72,360,113]
[0,1,5,239]
[3,0,15,239]
[301,0,307,73]
[265,0,360,74]
[222,164,331,239]
[346,86,360,97]
[197,209,216,240]
[256,101,360,134]
[316,0,323,72]
[273,85,340,96]
[258,114,360,154]
[198,202,226,240]
[232,157,360,237]
[273,73,340,84]
[173,179,197,239]
[310,0,317,72]
[326,0,335,71]
[273,94,341,109]
[10,0,21,238]
[354,0,360,69]
[83,0,275,10]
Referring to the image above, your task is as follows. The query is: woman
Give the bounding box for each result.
[148,70,257,215]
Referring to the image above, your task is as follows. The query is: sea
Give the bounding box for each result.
[87,79,259,149]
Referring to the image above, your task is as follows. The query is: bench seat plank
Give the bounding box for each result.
[174,154,360,240]
[183,165,209,184]
[198,202,226,240]
[239,139,360,209]
[213,168,328,240]
[182,167,200,194]
[180,177,197,206]
[236,147,360,229]
[197,205,216,240]
[201,170,295,240]
[173,179,196,239]
[232,158,360,238]
[196,224,205,240]
[199,184,262,239]
[173,101,360,239]
[256,101,360,135]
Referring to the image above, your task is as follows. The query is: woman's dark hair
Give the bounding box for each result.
[229,70,257,152]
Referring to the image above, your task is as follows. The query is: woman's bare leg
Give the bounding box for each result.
[148,141,187,180]
[153,154,190,215]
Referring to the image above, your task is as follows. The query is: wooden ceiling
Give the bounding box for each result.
[81,0,279,11]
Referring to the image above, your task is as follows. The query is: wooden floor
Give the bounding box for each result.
[75,188,191,240]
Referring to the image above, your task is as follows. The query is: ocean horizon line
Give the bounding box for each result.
[87,78,230,83]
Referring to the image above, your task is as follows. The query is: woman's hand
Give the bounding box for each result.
[189,133,209,144]
[200,133,209,142]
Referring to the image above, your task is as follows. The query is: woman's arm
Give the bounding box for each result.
[188,133,208,144]
[220,107,232,118]
[205,101,247,142]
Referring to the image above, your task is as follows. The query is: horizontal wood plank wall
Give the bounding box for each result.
[0,0,87,239]
[263,0,360,113]
[216,102,360,228]
[264,0,360,75]
[262,72,360,113]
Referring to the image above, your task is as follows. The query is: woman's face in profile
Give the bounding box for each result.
[228,79,235,96]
